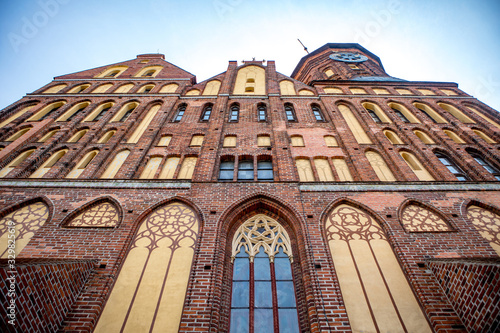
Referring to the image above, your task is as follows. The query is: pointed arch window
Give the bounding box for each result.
[400,152,435,181]
[201,104,213,121]
[229,104,239,122]
[435,152,468,181]
[174,104,186,122]
[284,103,296,122]
[110,103,137,122]
[365,151,396,181]
[0,149,36,178]
[230,214,299,333]
[311,104,324,121]
[258,104,267,122]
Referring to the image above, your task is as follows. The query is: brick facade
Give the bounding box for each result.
[0,43,499,332]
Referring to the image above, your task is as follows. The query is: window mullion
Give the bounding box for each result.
[270,261,280,333]
[250,261,255,333]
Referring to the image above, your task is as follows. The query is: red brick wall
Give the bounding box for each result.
[0,259,96,332]
[428,258,500,333]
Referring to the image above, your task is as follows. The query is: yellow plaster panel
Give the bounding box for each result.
[296,159,314,182]
[396,88,412,95]
[140,157,162,179]
[159,157,179,179]
[338,105,372,144]
[178,157,197,179]
[314,158,334,181]
[350,88,366,94]
[467,205,500,256]
[203,80,221,95]
[365,151,396,181]
[101,150,129,179]
[373,88,390,95]
[323,87,343,94]
[160,83,179,93]
[234,66,266,95]
[332,159,353,181]
[0,202,49,257]
[438,103,475,123]
[329,241,377,332]
[444,130,465,143]
[257,135,271,147]
[114,84,134,93]
[0,105,36,128]
[298,89,314,96]
[128,105,161,143]
[42,84,67,93]
[95,203,199,333]
[418,89,435,95]
[91,84,113,93]
[95,66,128,78]
[186,89,200,96]
[133,66,163,78]
[441,89,458,96]
[466,106,500,129]
[371,240,432,332]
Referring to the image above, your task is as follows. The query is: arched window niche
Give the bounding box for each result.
[229,214,300,333]
[324,202,432,332]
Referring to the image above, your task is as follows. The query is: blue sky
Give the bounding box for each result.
[1,0,499,112]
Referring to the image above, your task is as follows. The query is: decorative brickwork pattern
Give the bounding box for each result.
[0,259,96,333]
[428,259,500,333]
[401,204,451,232]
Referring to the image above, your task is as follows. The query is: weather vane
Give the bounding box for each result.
[298,39,309,54]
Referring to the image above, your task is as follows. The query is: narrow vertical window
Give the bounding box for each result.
[201,104,213,121]
[100,150,130,179]
[366,106,381,123]
[67,129,88,143]
[400,152,435,181]
[392,107,410,122]
[174,104,186,122]
[295,158,314,182]
[311,105,324,121]
[38,129,59,143]
[56,103,88,122]
[5,128,31,142]
[159,156,180,179]
[435,152,468,181]
[258,104,267,122]
[229,104,239,122]
[0,149,36,178]
[27,102,66,122]
[473,130,496,143]
[92,106,111,122]
[470,154,500,180]
[413,130,435,144]
[284,103,296,121]
[365,151,396,181]
[230,215,299,333]
[66,150,99,179]
[178,156,198,179]
[98,130,116,144]
[111,103,137,122]
[257,160,273,181]
[383,130,404,144]
[157,135,172,147]
[190,135,204,147]
[30,149,68,178]
[0,104,37,128]
[140,156,162,179]
[443,130,465,143]
[314,158,334,181]
[219,158,235,181]
[128,104,161,143]
[290,136,304,147]
[238,159,254,181]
